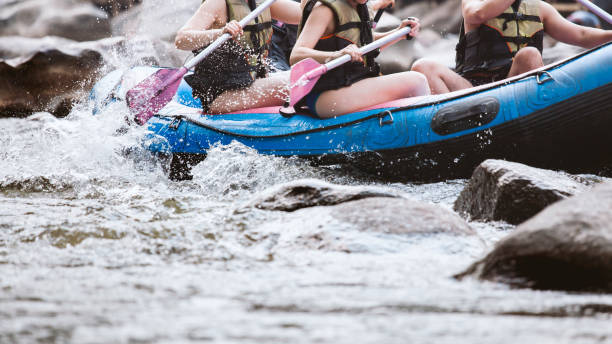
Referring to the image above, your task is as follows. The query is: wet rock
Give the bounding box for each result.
[0,0,111,41]
[253,197,475,252]
[454,160,588,225]
[0,37,120,117]
[247,179,402,212]
[331,197,475,235]
[456,181,612,292]
[0,34,189,117]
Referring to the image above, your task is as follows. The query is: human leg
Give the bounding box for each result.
[411,59,472,95]
[507,47,544,77]
[313,71,430,118]
[208,71,290,113]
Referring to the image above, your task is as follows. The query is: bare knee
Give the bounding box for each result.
[513,47,543,69]
[395,71,430,97]
[411,59,439,74]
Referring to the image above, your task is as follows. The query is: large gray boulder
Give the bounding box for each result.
[456,181,612,292]
[246,179,402,212]
[0,0,111,41]
[454,160,589,225]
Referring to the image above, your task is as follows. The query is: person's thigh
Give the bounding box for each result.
[315,72,428,118]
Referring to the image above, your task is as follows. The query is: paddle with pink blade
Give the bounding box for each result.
[575,0,612,24]
[289,26,411,107]
[126,0,278,125]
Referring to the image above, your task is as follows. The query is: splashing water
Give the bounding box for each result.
[1,2,612,343]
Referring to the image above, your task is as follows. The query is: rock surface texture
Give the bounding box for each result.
[457,181,612,292]
[247,179,402,212]
[454,159,588,225]
[0,0,111,41]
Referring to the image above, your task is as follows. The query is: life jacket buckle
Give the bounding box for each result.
[378,110,394,126]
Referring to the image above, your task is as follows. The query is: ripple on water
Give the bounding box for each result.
[1,99,612,343]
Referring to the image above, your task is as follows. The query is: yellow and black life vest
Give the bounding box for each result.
[455,0,544,79]
[226,0,273,69]
[184,0,273,112]
[299,0,380,94]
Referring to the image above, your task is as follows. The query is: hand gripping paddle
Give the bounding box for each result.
[288,26,411,107]
[126,0,278,125]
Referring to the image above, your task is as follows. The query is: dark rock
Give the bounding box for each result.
[0,37,123,117]
[0,34,189,117]
[456,181,612,292]
[0,0,111,41]
[394,0,462,35]
[454,160,588,225]
[247,179,402,212]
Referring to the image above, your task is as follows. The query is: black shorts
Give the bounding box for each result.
[461,65,512,87]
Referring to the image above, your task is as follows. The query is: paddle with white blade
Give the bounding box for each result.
[126,0,278,125]
[288,26,411,107]
[575,0,612,24]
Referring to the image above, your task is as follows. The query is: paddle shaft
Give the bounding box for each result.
[322,26,411,74]
[185,0,277,69]
[575,0,612,24]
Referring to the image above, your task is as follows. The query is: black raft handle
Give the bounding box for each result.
[431,97,500,136]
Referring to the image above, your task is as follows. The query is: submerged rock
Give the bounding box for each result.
[456,181,612,292]
[454,160,588,225]
[0,0,111,41]
[246,179,402,212]
[330,197,475,235]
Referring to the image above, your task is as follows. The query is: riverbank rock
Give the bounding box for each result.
[456,181,612,292]
[454,160,588,225]
[0,0,111,41]
[246,179,402,212]
[0,34,188,117]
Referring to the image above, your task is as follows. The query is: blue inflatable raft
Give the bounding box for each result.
[91,42,612,180]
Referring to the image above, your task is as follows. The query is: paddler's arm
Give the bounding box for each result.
[373,18,420,50]
[462,0,516,26]
[290,4,359,64]
[540,1,612,49]
[175,0,231,51]
[270,0,301,25]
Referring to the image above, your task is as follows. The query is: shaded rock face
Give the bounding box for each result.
[0,50,102,117]
[454,160,588,225]
[456,181,612,292]
[0,0,111,41]
[0,34,189,117]
[247,179,402,212]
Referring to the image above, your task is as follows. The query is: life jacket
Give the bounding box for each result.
[184,0,273,111]
[455,0,544,79]
[298,0,380,94]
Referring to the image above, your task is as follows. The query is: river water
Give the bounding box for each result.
[2,98,612,343]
